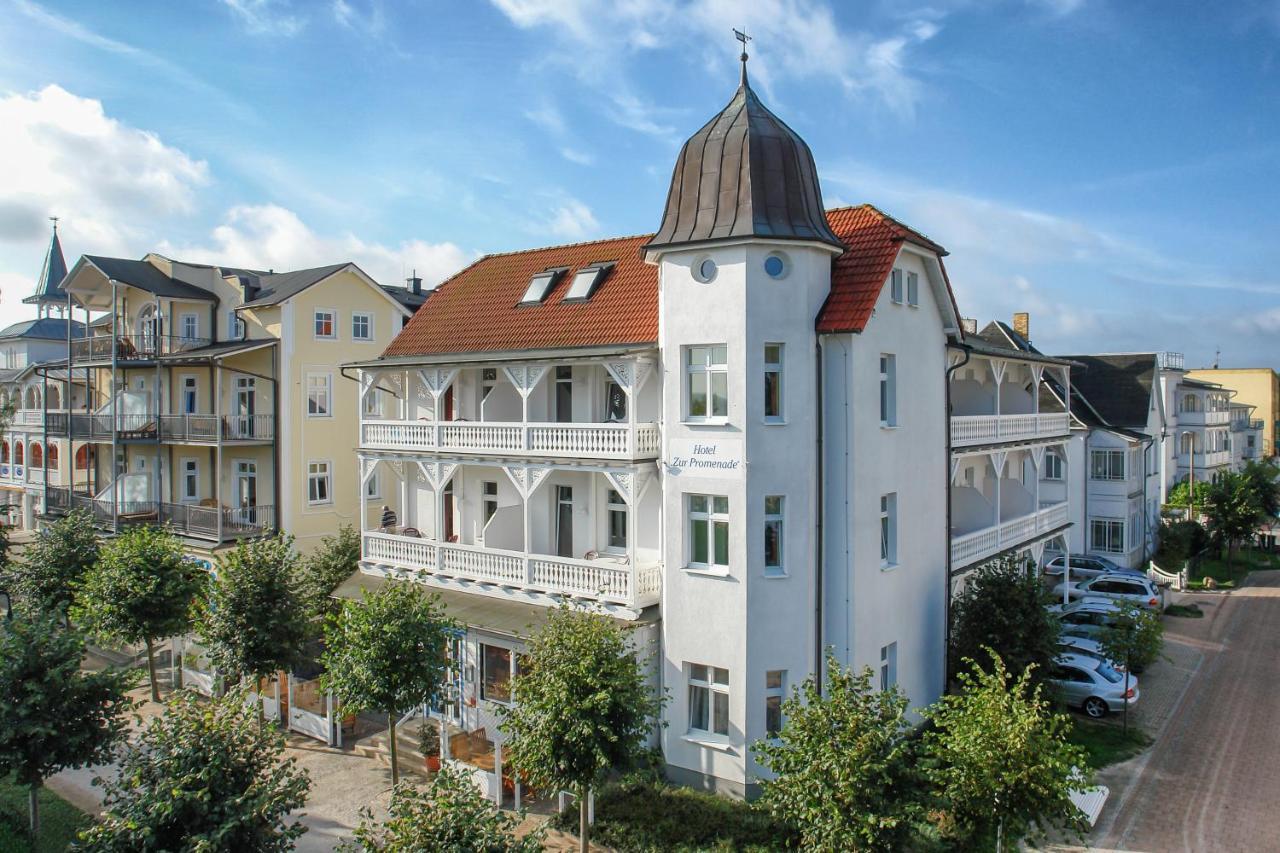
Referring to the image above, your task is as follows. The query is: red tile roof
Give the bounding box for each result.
[381,205,952,358]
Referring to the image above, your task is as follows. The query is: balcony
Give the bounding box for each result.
[10,409,43,427]
[361,420,661,461]
[950,412,1070,448]
[69,413,157,440]
[362,530,660,613]
[159,414,275,442]
[1179,450,1231,470]
[1177,410,1229,427]
[951,502,1070,568]
[158,502,276,540]
[69,334,211,364]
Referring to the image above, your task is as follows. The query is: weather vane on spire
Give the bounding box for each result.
[733,27,751,84]
[49,215,59,233]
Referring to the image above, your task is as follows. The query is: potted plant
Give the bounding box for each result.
[420,718,442,772]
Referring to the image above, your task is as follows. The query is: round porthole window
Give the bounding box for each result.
[694,257,718,282]
[764,253,789,279]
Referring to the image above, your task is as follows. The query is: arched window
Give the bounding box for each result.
[75,445,89,470]
[47,385,60,409]
[1181,433,1195,454]
[14,440,24,466]
[1,442,9,463]
[48,444,58,469]
[1181,394,1201,413]
[24,387,37,409]
[30,443,42,467]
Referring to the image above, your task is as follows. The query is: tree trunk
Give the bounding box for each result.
[145,636,160,702]
[174,637,185,690]
[1122,667,1131,735]
[579,786,589,853]
[28,781,40,839]
[387,711,400,786]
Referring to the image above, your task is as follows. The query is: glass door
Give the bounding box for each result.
[234,377,256,438]
[234,460,257,526]
[555,485,573,557]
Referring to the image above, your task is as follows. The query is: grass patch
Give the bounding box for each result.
[1192,547,1277,587]
[0,776,90,853]
[551,776,795,852]
[1067,721,1151,770]
[1165,603,1204,618]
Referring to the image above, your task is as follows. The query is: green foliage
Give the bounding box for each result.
[342,764,542,853]
[73,525,200,647]
[320,582,455,716]
[0,774,90,853]
[0,611,135,791]
[922,650,1091,851]
[1154,519,1208,566]
[1098,605,1163,676]
[499,606,661,803]
[75,689,311,852]
[1164,479,1194,510]
[7,510,100,615]
[295,525,360,621]
[755,658,917,851]
[949,555,1060,683]
[1065,721,1152,770]
[550,773,793,852]
[1241,459,1280,518]
[197,535,310,686]
[1201,472,1262,566]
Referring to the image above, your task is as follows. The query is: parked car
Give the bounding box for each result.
[1051,572,1164,611]
[1056,634,1143,673]
[1043,553,1143,580]
[1047,652,1139,719]
[1049,598,1127,638]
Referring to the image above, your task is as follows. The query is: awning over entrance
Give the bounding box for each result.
[332,570,657,638]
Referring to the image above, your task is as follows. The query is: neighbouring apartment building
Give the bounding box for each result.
[348,57,1073,799]
[1186,367,1278,458]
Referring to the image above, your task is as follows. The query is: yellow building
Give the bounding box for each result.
[1186,368,1280,458]
[36,251,421,564]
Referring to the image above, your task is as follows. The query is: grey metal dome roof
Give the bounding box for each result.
[645,66,844,254]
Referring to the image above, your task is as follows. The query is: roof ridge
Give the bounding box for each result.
[477,232,655,261]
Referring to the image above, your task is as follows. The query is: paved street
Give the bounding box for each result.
[1087,572,1280,852]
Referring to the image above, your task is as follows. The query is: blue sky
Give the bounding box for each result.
[1,0,1279,367]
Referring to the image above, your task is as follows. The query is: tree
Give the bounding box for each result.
[755,657,918,851]
[295,524,361,621]
[1097,604,1163,734]
[949,555,1061,684]
[342,763,543,853]
[77,689,311,852]
[73,525,202,702]
[1241,459,1280,519]
[0,609,134,838]
[7,508,99,614]
[320,582,455,786]
[197,535,311,714]
[499,605,661,853]
[922,650,1091,851]
[1201,472,1262,570]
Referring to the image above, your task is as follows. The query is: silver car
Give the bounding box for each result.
[1043,553,1135,581]
[1052,572,1164,611]
[1047,652,1139,719]
[1049,598,1126,638]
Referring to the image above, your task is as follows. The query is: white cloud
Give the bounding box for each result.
[332,0,386,35]
[560,147,595,165]
[1027,0,1086,15]
[220,0,305,36]
[542,199,601,240]
[0,85,210,256]
[524,104,566,135]
[156,204,474,290]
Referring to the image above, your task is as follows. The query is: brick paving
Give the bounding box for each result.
[1059,572,1280,852]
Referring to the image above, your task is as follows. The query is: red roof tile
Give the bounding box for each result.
[381,206,953,358]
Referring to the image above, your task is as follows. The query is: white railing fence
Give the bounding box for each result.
[1147,560,1186,592]
[361,420,661,460]
[950,412,1070,446]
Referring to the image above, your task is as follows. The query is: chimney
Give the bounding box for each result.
[961,317,978,335]
[407,271,422,296]
[1012,312,1030,343]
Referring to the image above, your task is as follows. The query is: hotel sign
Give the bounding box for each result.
[665,437,744,478]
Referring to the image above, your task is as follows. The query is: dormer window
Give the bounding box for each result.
[562,263,614,301]
[520,268,566,304]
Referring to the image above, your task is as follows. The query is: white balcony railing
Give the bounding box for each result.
[11,410,43,426]
[951,502,1070,568]
[1179,450,1231,470]
[361,420,661,461]
[1177,410,1230,427]
[950,412,1070,447]
[361,531,661,611]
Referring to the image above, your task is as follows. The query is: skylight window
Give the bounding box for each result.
[563,263,614,302]
[520,268,565,304]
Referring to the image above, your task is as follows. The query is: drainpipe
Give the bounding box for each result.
[1140,434,1155,563]
[814,337,825,691]
[943,344,971,689]
[110,280,119,531]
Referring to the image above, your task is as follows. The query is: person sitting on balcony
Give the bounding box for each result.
[380,504,397,532]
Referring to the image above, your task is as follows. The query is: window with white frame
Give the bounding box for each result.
[687,494,729,569]
[765,670,786,737]
[227,310,245,340]
[307,461,332,504]
[362,388,381,417]
[1044,450,1064,481]
[1129,509,1143,550]
[313,309,336,340]
[1180,432,1195,455]
[764,495,784,575]
[763,344,784,422]
[687,663,729,736]
[181,376,198,414]
[890,268,904,303]
[351,311,373,341]
[481,643,516,703]
[1090,518,1125,553]
[181,458,199,502]
[365,470,381,499]
[879,642,898,691]
[606,489,627,552]
[686,345,728,420]
[880,354,897,426]
[906,271,919,307]
[880,493,897,567]
[307,373,332,417]
[179,313,199,341]
[1090,449,1124,480]
[481,368,497,403]
[482,480,499,527]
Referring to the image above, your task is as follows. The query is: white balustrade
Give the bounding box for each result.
[361,420,661,460]
[362,531,660,609]
[951,502,1071,568]
[950,412,1070,447]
